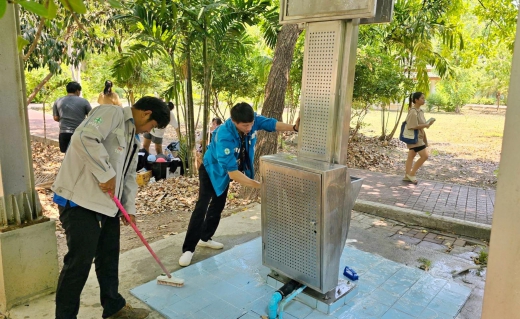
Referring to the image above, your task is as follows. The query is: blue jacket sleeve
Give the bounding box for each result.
[216,138,239,172]
[254,114,277,132]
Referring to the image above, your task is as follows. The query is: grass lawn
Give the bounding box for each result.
[355,108,505,163]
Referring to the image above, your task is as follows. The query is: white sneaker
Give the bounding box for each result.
[197,239,224,250]
[179,251,194,267]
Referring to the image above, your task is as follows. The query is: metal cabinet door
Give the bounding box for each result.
[261,162,322,291]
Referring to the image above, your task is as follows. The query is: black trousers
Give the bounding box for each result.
[182,164,229,253]
[59,133,73,153]
[55,204,126,319]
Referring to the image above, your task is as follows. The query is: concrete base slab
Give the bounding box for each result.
[0,220,58,312]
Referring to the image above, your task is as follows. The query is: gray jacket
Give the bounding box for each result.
[52,105,139,216]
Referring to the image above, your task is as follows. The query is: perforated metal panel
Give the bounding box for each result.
[262,162,322,289]
[298,22,343,162]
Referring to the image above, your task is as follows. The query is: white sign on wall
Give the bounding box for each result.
[279,0,377,24]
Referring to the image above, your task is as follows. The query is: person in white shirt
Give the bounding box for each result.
[143,102,179,154]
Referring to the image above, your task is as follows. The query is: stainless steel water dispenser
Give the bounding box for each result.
[260,20,364,295]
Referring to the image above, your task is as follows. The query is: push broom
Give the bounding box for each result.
[109,191,184,287]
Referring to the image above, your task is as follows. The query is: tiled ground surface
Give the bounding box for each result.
[351,169,495,225]
[131,238,471,319]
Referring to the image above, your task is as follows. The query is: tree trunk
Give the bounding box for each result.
[201,31,211,155]
[70,63,81,83]
[242,24,302,199]
[24,17,45,61]
[385,58,413,141]
[385,97,406,140]
[43,101,47,142]
[129,90,135,106]
[185,40,196,177]
[195,88,203,130]
[172,57,183,140]
[212,91,225,120]
[26,72,54,105]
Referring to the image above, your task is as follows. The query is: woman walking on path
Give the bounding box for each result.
[97,80,122,106]
[403,92,435,184]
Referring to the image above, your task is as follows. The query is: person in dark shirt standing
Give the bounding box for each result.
[53,81,92,153]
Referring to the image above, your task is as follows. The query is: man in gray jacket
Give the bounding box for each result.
[51,96,170,319]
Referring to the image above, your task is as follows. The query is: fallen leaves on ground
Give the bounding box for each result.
[135,176,256,215]
[32,141,63,185]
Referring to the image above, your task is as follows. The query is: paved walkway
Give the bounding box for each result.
[28,109,60,138]
[27,108,495,226]
[350,169,494,225]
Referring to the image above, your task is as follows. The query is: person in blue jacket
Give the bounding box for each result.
[179,102,300,266]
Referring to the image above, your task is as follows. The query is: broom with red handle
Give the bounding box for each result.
[109,191,184,287]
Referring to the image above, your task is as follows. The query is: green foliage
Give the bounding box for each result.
[353,46,410,107]
[61,0,87,14]
[479,97,495,105]
[17,35,30,52]
[473,0,518,51]
[418,257,432,271]
[475,48,511,99]
[25,67,71,103]
[18,1,49,17]
[195,50,259,105]
[426,92,448,111]
[114,87,125,98]
[286,32,304,110]
[476,249,488,266]
[0,0,123,19]
[20,0,124,78]
[0,0,6,19]
[360,0,465,93]
[437,68,476,112]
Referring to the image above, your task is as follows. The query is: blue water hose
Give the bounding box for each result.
[278,285,307,319]
[268,291,283,319]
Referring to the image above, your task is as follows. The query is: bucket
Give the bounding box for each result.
[150,162,170,180]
